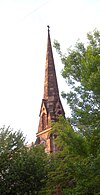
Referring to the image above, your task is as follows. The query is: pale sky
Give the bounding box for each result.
[0,0,100,143]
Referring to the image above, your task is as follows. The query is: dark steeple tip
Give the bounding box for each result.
[47,25,50,32]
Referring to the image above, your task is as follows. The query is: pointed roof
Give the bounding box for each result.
[36,26,65,140]
[43,26,59,101]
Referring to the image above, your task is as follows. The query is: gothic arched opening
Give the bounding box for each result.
[42,113,47,130]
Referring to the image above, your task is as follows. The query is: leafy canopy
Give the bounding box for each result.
[54,29,100,145]
[0,126,47,195]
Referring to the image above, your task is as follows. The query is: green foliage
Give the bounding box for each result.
[54,29,100,147]
[54,29,100,95]
[45,116,100,194]
[50,29,100,194]
[0,127,47,195]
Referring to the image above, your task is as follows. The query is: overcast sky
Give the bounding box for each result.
[0,0,100,142]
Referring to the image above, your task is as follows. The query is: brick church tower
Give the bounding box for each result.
[36,26,65,154]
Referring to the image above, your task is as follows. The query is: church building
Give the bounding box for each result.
[36,26,65,154]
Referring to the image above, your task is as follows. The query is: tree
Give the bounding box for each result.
[46,29,100,194]
[0,126,47,195]
[45,115,100,194]
[54,29,100,154]
[54,29,100,134]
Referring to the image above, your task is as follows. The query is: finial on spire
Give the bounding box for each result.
[47,25,50,31]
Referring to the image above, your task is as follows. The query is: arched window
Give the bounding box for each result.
[42,113,47,130]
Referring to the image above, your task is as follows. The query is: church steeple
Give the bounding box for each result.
[44,26,59,101]
[36,27,65,153]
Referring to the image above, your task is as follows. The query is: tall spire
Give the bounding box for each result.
[44,26,59,101]
[36,27,65,153]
